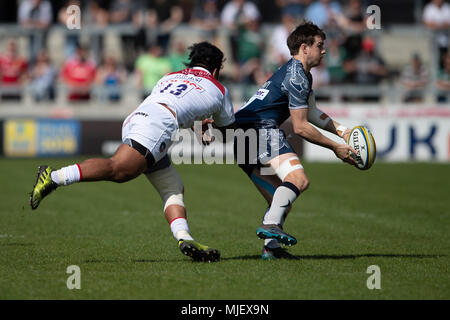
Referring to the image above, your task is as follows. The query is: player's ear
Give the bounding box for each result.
[212,68,220,80]
[300,43,308,55]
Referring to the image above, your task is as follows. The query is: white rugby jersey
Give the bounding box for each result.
[142,67,235,129]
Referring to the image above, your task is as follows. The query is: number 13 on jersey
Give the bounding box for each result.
[159,83,195,98]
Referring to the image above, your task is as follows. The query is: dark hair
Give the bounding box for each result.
[287,21,326,56]
[186,42,225,73]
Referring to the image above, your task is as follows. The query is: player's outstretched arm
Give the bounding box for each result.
[291,108,357,165]
[306,93,351,142]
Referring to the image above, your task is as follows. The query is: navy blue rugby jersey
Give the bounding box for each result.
[235,58,313,127]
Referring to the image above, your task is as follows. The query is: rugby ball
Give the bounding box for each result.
[347,126,376,170]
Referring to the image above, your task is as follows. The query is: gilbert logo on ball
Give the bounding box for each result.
[347,126,376,170]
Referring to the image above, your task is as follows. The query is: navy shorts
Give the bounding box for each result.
[233,120,295,177]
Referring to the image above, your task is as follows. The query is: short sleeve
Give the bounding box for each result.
[283,65,311,110]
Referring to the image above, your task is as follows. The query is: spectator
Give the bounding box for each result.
[58,0,81,59]
[335,0,366,59]
[221,0,261,28]
[268,12,297,68]
[135,44,172,99]
[83,0,109,64]
[95,55,127,102]
[0,40,28,101]
[190,0,220,41]
[168,40,189,72]
[84,1,109,26]
[437,51,450,103]
[235,17,265,84]
[345,36,387,83]
[310,59,330,89]
[221,0,261,63]
[29,49,57,102]
[276,0,311,19]
[110,0,140,23]
[232,16,272,99]
[343,36,388,101]
[61,45,97,102]
[109,0,146,72]
[400,53,429,103]
[18,0,53,65]
[146,0,184,53]
[423,0,450,69]
[305,0,341,29]
[310,59,330,101]
[325,36,347,84]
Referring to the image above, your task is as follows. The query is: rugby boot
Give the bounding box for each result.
[256,224,297,246]
[261,246,299,260]
[178,239,220,262]
[30,165,57,210]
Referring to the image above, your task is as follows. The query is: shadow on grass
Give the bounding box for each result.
[221,253,447,261]
[81,253,446,264]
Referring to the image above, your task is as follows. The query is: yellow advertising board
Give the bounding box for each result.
[4,119,37,157]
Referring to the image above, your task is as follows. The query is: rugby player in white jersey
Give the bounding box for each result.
[30,42,235,262]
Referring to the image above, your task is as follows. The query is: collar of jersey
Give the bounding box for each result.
[192,66,211,74]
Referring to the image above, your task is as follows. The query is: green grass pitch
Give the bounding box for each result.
[0,157,449,299]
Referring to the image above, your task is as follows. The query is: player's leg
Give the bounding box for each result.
[247,167,298,260]
[30,101,176,210]
[256,152,308,246]
[145,158,220,262]
[75,144,148,182]
[250,124,307,247]
[30,143,148,210]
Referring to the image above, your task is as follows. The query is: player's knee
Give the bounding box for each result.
[293,177,309,192]
[301,178,310,192]
[112,171,134,183]
[284,172,309,192]
[110,160,139,183]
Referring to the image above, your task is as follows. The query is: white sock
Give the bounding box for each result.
[263,182,300,225]
[170,218,194,241]
[264,239,281,249]
[51,164,82,186]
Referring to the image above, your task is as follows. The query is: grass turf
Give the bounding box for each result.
[0,158,449,299]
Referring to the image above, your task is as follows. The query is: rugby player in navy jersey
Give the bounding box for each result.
[233,22,358,260]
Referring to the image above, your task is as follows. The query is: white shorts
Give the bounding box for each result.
[122,102,178,163]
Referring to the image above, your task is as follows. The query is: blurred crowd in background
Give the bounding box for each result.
[0,0,449,105]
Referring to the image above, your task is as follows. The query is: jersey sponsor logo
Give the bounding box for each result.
[135,112,148,117]
[238,88,269,111]
[254,89,269,100]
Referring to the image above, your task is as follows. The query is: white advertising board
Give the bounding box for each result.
[304,106,450,162]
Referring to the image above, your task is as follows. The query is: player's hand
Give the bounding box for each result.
[201,119,215,145]
[342,128,351,143]
[333,143,358,166]
[193,119,215,145]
